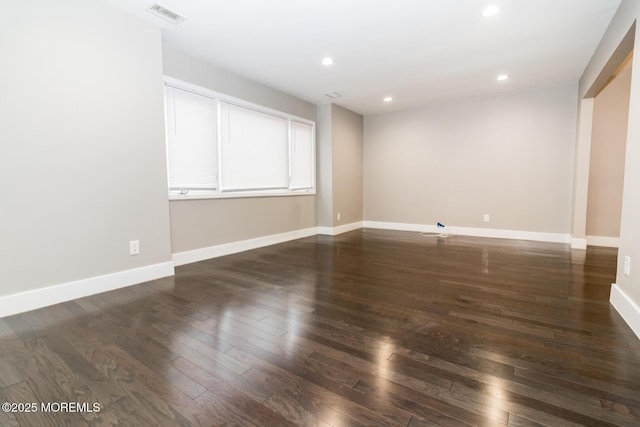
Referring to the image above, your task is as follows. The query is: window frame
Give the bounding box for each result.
[164,76,316,200]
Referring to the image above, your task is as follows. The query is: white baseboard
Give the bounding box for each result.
[571,238,587,249]
[587,235,619,248]
[363,221,571,244]
[0,262,174,318]
[172,227,318,266]
[610,283,640,339]
[316,226,333,235]
[317,221,363,236]
[363,221,432,233]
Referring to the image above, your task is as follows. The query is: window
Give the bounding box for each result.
[290,121,315,189]
[219,103,289,191]
[165,87,217,191]
[164,78,315,199]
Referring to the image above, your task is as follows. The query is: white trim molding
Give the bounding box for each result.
[610,283,640,339]
[363,221,432,233]
[363,221,571,244]
[0,262,174,318]
[571,238,588,249]
[316,226,334,235]
[317,221,363,236]
[175,223,364,266]
[172,227,318,266]
[586,235,620,248]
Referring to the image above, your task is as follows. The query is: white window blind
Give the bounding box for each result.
[290,122,314,189]
[165,86,217,190]
[220,102,289,191]
[163,77,315,199]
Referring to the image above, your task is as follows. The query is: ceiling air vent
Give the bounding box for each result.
[147,3,185,24]
[325,91,342,99]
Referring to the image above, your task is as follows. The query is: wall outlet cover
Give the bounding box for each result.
[624,255,631,276]
[129,240,140,256]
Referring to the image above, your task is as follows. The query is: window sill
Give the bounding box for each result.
[169,189,316,201]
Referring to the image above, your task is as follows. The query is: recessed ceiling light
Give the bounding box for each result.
[322,57,334,66]
[482,5,501,17]
[496,74,510,81]
[383,96,393,102]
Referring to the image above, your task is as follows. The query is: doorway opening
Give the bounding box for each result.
[585,51,633,248]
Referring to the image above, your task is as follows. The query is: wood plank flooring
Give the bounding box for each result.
[2,229,640,426]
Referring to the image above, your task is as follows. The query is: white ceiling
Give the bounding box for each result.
[104,0,621,116]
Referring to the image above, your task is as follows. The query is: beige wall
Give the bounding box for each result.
[587,59,632,238]
[162,47,317,252]
[579,0,640,306]
[571,98,595,246]
[0,0,172,296]
[364,83,578,233]
[162,47,316,121]
[332,105,364,226]
[169,196,315,252]
[316,104,334,227]
[315,104,364,228]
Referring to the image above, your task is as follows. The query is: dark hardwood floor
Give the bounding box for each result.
[2,229,640,426]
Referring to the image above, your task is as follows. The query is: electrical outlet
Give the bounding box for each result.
[483,214,490,223]
[624,255,631,276]
[337,212,341,221]
[129,240,140,256]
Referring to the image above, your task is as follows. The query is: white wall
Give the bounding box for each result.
[364,83,578,234]
[162,47,316,121]
[0,0,172,300]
